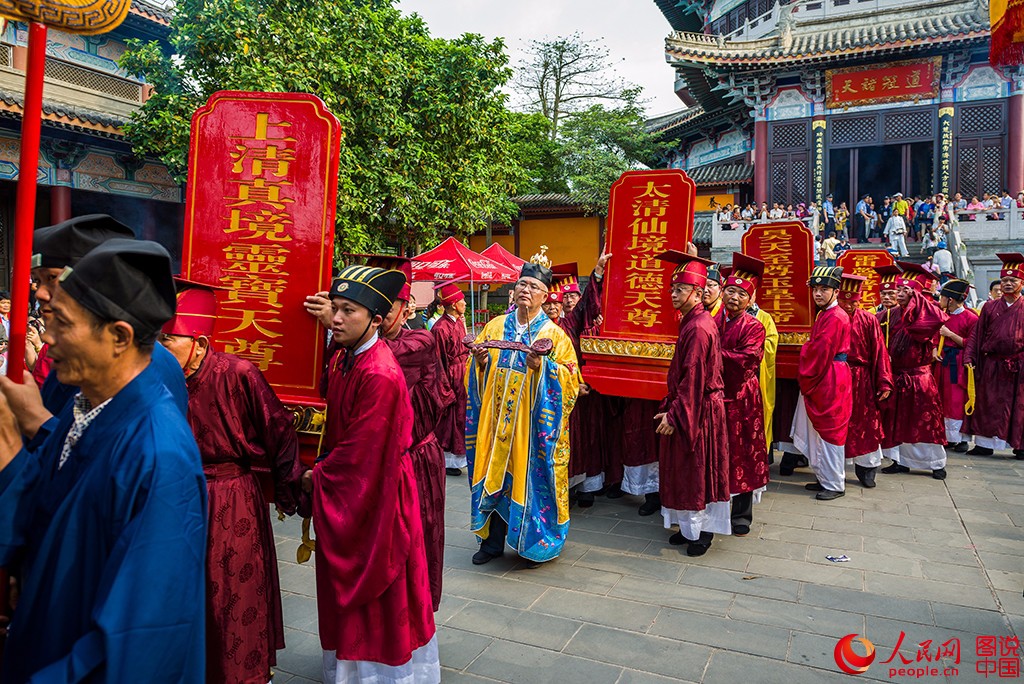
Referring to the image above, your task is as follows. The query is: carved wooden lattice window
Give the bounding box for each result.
[982,143,1003,194]
[791,158,809,202]
[832,116,877,145]
[883,110,932,141]
[960,104,1003,135]
[771,161,789,203]
[771,122,807,149]
[956,146,977,198]
[43,59,142,101]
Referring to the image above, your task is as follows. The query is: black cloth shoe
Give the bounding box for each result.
[446,467,462,476]
[805,482,825,491]
[733,524,750,537]
[967,446,994,456]
[881,463,909,474]
[577,491,595,508]
[1015,450,1024,461]
[668,531,690,546]
[816,489,845,501]
[855,465,877,489]
[638,493,661,516]
[932,468,947,480]
[686,532,714,556]
[472,549,502,565]
[953,441,970,453]
[796,456,809,468]
[604,483,624,499]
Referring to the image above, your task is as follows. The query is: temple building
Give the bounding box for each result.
[651,0,1023,283]
[0,2,181,283]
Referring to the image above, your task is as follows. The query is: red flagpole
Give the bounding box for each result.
[1,20,48,658]
[8,22,47,384]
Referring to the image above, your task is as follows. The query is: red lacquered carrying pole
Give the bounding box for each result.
[8,22,47,384]
[1,20,48,661]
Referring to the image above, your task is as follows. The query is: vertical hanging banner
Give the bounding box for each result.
[837,249,896,312]
[180,91,341,407]
[581,169,695,399]
[742,221,815,378]
[812,119,826,206]
[938,107,954,197]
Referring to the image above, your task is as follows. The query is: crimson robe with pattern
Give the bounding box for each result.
[797,304,852,445]
[880,291,949,447]
[314,339,435,665]
[557,274,603,484]
[186,351,304,684]
[845,307,893,458]
[719,311,768,495]
[937,307,978,422]
[658,304,731,512]
[964,297,1024,450]
[432,314,469,457]
[384,329,454,611]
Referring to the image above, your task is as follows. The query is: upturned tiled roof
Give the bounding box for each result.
[688,162,754,186]
[694,212,713,246]
[512,193,602,210]
[130,0,173,25]
[645,107,703,134]
[665,0,987,66]
[0,89,126,137]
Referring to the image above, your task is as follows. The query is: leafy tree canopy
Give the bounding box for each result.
[120,0,524,252]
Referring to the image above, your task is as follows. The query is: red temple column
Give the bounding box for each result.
[754,117,768,203]
[1008,92,1024,194]
[50,186,71,223]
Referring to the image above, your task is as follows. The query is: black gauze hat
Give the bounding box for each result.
[520,262,553,287]
[58,239,176,341]
[329,265,407,317]
[939,279,970,301]
[32,214,135,269]
[706,263,721,284]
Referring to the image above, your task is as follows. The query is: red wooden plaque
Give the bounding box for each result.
[837,249,896,312]
[826,57,940,109]
[581,169,695,399]
[180,91,341,406]
[741,221,815,378]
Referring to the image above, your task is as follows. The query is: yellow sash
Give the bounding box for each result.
[965,365,976,416]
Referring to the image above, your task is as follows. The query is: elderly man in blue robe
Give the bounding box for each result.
[0,240,207,683]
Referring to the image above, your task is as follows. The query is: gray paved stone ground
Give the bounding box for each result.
[271,448,1024,683]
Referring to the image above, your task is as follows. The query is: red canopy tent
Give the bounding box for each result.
[480,242,527,271]
[412,237,518,330]
[411,237,519,282]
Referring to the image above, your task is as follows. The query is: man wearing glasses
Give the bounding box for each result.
[465,261,581,567]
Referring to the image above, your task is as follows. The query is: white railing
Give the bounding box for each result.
[723,4,780,41]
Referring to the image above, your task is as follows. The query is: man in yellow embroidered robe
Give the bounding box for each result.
[466,262,580,565]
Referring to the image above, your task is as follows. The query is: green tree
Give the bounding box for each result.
[506,111,567,196]
[559,91,674,213]
[120,0,523,252]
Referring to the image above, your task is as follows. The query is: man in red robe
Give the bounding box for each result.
[935,279,978,453]
[373,256,454,612]
[837,273,893,489]
[313,265,438,683]
[873,264,903,463]
[159,281,305,684]
[653,250,730,556]
[879,262,950,479]
[718,254,768,536]
[793,266,853,501]
[432,282,470,476]
[548,259,606,506]
[964,253,1024,459]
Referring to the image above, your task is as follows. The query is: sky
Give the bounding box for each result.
[398,0,685,118]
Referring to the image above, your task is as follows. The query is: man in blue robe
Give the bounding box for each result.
[0,240,207,683]
[6,215,187,450]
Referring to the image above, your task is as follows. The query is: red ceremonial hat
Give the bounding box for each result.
[161,278,224,338]
[655,250,714,288]
[355,253,413,302]
[434,280,466,305]
[724,253,765,296]
[874,264,903,292]
[997,253,1024,279]
[839,273,867,302]
[546,286,564,304]
[896,260,938,293]
[552,262,580,294]
[718,266,732,280]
